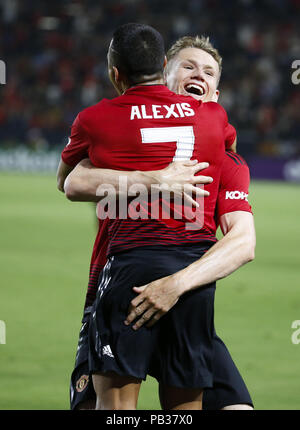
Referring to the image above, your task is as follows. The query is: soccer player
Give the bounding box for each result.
[61,37,255,411]
[57,25,254,408]
[67,150,254,411]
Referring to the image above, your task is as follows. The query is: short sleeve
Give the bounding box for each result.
[61,114,90,167]
[216,151,252,221]
[225,123,237,150]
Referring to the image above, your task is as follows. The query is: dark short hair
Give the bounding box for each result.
[109,23,165,84]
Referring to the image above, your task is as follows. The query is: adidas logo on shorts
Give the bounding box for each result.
[102,345,114,358]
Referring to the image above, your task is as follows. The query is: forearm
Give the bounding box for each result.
[125,221,255,330]
[56,160,74,192]
[64,158,211,203]
[174,226,255,295]
[64,160,159,202]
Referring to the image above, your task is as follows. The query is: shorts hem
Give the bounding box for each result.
[149,372,213,390]
[71,395,96,411]
[89,364,147,382]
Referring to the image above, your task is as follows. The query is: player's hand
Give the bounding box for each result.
[125,275,181,330]
[152,160,213,207]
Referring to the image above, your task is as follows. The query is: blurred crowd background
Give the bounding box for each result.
[0,0,299,161]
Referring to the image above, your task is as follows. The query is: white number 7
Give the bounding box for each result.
[140,126,195,161]
[141,125,203,231]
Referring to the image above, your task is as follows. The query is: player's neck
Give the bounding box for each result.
[125,77,165,92]
[138,78,165,86]
[118,78,165,94]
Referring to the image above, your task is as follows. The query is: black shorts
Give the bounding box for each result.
[70,311,253,410]
[88,244,217,390]
[70,307,95,409]
[202,332,253,410]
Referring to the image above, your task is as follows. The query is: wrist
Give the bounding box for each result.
[173,264,202,295]
[171,271,189,296]
[137,170,161,189]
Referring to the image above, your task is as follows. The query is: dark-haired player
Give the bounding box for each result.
[62,36,255,410]
[57,24,254,410]
[66,152,254,411]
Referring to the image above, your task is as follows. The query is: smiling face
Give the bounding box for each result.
[166,47,220,103]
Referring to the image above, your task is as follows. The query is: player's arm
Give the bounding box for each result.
[125,152,256,330]
[57,160,74,192]
[125,211,255,330]
[64,158,175,203]
[56,114,90,192]
[172,210,255,291]
[225,123,237,153]
[63,158,213,203]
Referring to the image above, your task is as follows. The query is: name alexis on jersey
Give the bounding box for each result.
[130,103,195,120]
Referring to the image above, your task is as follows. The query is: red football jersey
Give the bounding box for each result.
[216,151,252,221]
[62,88,236,168]
[62,84,232,255]
[83,151,252,308]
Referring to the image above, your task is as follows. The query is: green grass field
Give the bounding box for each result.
[0,173,299,410]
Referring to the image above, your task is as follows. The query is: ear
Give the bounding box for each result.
[163,56,168,83]
[113,66,120,83]
[109,66,124,95]
[212,89,219,102]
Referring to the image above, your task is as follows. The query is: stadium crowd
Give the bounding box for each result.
[0,0,299,158]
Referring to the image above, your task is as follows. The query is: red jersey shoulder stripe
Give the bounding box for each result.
[225,151,245,165]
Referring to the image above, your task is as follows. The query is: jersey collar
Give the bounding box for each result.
[124,84,172,96]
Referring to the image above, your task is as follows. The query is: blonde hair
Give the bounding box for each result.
[166,35,222,82]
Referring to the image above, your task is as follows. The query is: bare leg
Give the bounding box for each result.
[159,384,203,410]
[92,372,142,410]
